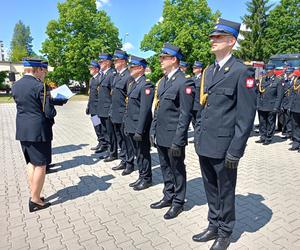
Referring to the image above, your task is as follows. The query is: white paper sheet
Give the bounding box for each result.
[50,84,75,100]
[91,115,101,126]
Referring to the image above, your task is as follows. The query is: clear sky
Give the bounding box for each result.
[0,0,279,59]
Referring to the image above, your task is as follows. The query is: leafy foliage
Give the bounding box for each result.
[141,0,219,82]
[236,0,272,61]
[41,0,121,86]
[10,20,34,62]
[264,0,300,58]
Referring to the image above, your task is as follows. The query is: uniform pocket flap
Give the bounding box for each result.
[218,128,232,137]
[163,93,177,100]
[167,124,177,131]
[215,88,234,96]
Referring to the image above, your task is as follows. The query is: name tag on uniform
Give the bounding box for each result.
[246,78,254,88]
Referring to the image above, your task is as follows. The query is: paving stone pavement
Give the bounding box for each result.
[1,101,300,250]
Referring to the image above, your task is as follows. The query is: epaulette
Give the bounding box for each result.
[146,79,150,82]
[185,75,191,78]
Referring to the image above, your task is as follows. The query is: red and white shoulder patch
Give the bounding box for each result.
[246,77,255,88]
[185,86,192,95]
[145,88,151,95]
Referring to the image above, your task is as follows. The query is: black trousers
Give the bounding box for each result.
[258,110,276,141]
[199,155,237,237]
[129,132,152,182]
[157,145,186,206]
[282,109,292,136]
[100,116,117,157]
[291,112,300,149]
[91,114,106,145]
[113,123,126,163]
[123,131,135,170]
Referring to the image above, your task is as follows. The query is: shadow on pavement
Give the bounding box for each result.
[52,153,102,171]
[232,193,273,242]
[46,174,115,205]
[52,144,89,155]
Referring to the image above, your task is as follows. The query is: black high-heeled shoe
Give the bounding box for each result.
[29,200,51,212]
[29,197,45,202]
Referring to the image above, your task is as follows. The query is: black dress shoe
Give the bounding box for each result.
[29,200,51,213]
[150,199,172,209]
[133,181,152,191]
[289,147,299,151]
[29,197,45,202]
[112,162,126,171]
[192,228,218,242]
[129,178,142,187]
[164,205,183,219]
[121,168,134,176]
[91,142,101,151]
[262,140,271,145]
[210,236,230,250]
[95,145,108,153]
[103,155,118,162]
[255,138,265,143]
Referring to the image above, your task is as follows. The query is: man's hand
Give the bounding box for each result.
[225,153,240,169]
[170,144,182,157]
[133,133,143,142]
[86,107,90,115]
[150,134,157,148]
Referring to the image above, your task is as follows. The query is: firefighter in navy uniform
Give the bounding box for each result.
[86,60,106,151]
[256,64,283,145]
[281,67,295,139]
[12,58,56,212]
[191,61,204,129]
[96,53,118,162]
[110,50,135,175]
[179,61,189,73]
[192,19,256,250]
[124,56,154,190]
[150,43,195,220]
[288,75,300,151]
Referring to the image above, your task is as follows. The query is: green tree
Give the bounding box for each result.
[10,20,34,62]
[42,0,121,86]
[236,0,272,61]
[141,0,219,82]
[264,0,300,59]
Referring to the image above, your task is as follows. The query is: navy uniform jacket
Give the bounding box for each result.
[289,77,300,113]
[151,69,195,148]
[257,75,283,111]
[192,75,202,111]
[97,68,116,118]
[281,78,294,110]
[110,68,132,124]
[195,56,256,159]
[12,75,57,142]
[124,75,154,134]
[87,73,101,115]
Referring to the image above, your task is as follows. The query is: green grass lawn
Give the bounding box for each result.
[0,93,88,104]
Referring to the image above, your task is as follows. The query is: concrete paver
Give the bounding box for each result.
[1,101,300,249]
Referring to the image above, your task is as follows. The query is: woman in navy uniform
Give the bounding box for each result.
[12,58,56,212]
[192,19,256,249]
[124,56,154,190]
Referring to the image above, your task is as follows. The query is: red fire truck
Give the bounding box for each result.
[268,53,300,77]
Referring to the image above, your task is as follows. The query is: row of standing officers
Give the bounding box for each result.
[86,18,258,250]
[256,64,300,151]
